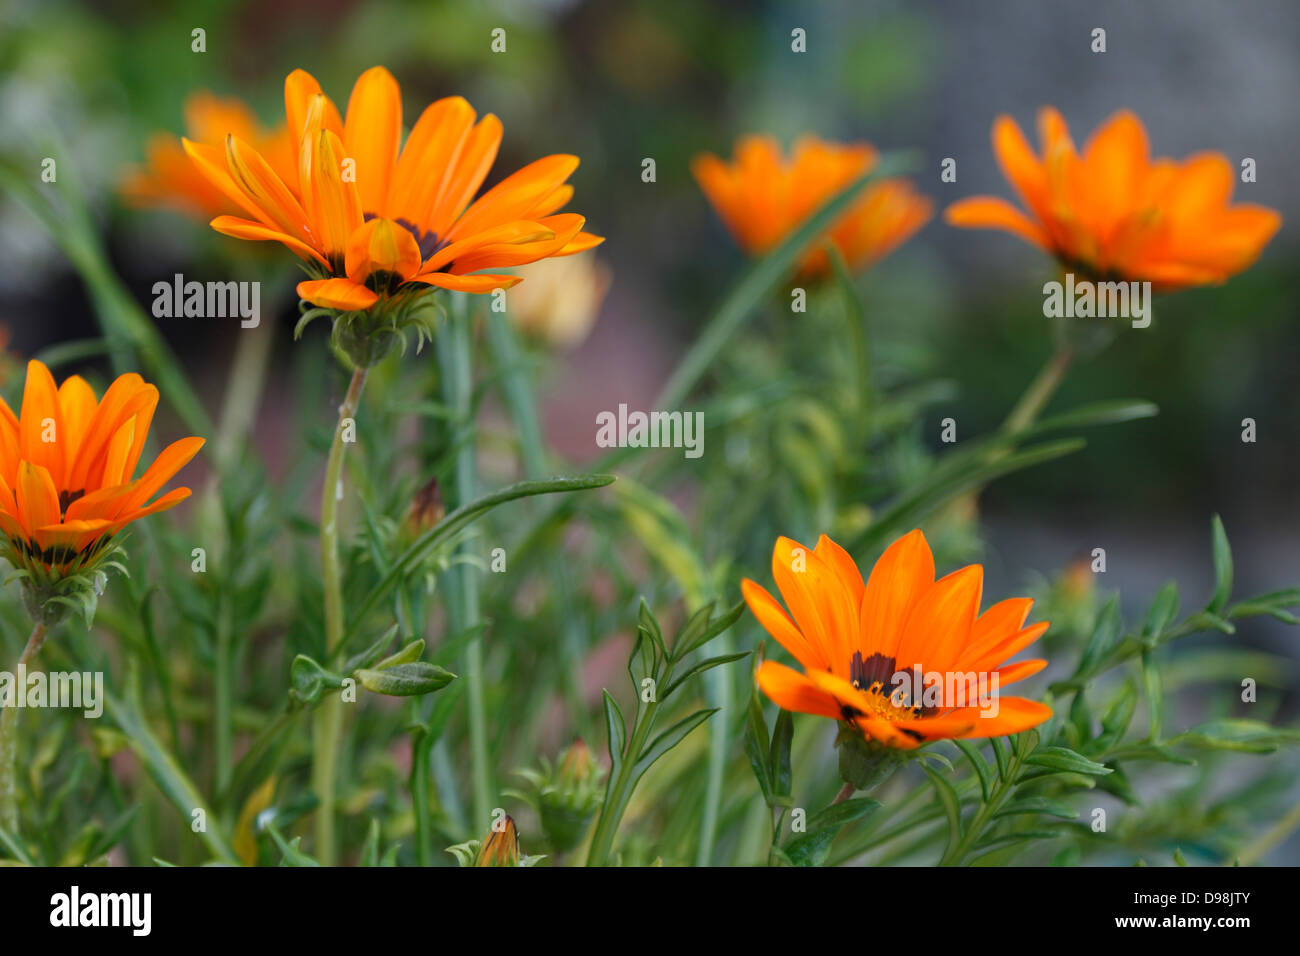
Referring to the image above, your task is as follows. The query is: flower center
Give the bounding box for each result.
[392,217,446,261]
[58,488,85,517]
[844,650,928,722]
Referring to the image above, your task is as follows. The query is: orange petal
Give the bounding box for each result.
[122,437,205,514]
[755,660,842,720]
[209,215,329,267]
[183,138,282,228]
[945,196,1049,249]
[945,697,1053,739]
[344,217,423,284]
[406,272,521,293]
[18,359,64,487]
[893,563,983,675]
[284,69,341,145]
[15,460,61,538]
[448,154,579,242]
[742,578,822,671]
[994,658,1048,688]
[813,534,865,606]
[56,375,99,473]
[342,66,402,217]
[859,529,935,659]
[110,487,192,534]
[33,518,113,555]
[225,134,314,248]
[554,230,605,256]
[66,374,154,493]
[296,277,379,311]
[427,114,504,239]
[419,219,559,274]
[387,96,477,230]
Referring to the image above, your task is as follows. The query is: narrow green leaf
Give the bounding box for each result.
[743,693,774,804]
[923,766,964,861]
[770,709,794,799]
[602,690,627,773]
[953,740,992,802]
[662,650,751,698]
[1208,515,1233,614]
[1024,747,1112,776]
[635,708,718,775]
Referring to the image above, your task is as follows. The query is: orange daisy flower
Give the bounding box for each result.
[182,66,603,312]
[0,360,204,575]
[945,108,1281,291]
[743,530,1051,749]
[692,135,932,277]
[122,92,295,220]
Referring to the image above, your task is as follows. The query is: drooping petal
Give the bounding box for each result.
[345,217,423,284]
[297,277,380,311]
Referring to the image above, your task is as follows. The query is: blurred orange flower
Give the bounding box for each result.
[182,67,602,311]
[945,108,1282,291]
[692,135,932,277]
[0,360,203,572]
[122,92,295,220]
[744,530,1051,749]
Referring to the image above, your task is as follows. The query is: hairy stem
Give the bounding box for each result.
[0,621,51,832]
[312,364,368,865]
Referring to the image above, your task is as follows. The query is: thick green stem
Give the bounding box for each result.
[0,621,51,832]
[312,365,368,865]
[441,299,491,834]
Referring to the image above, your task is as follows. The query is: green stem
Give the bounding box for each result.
[1003,345,1074,435]
[833,781,856,804]
[586,705,657,866]
[939,749,1022,866]
[441,297,491,834]
[0,621,50,833]
[312,364,368,865]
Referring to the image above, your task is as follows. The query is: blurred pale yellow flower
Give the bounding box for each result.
[507,252,611,348]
